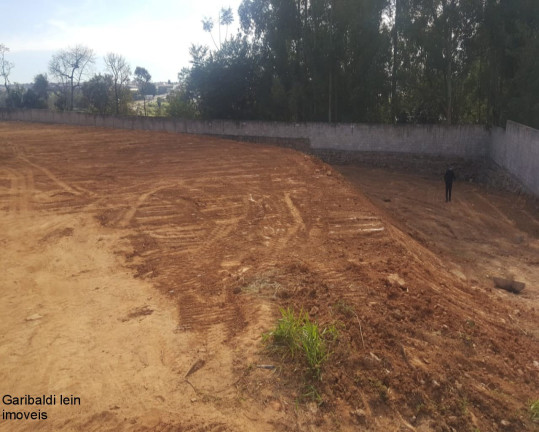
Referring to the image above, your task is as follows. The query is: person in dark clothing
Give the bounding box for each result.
[444,167,455,202]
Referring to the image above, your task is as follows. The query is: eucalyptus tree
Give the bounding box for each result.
[477,0,539,127]
[183,0,538,126]
[202,7,235,50]
[238,0,390,122]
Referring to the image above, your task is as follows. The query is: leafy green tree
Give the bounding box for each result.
[23,74,49,109]
[82,74,114,115]
[491,0,539,128]
[183,36,262,119]
[33,74,49,104]
[5,84,25,108]
[181,0,538,126]
[238,0,390,122]
[166,77,197,119]
[134,66,155,116]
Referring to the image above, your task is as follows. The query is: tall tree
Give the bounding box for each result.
[184,36,261,119]
[183,0,538,126]
[0,44,14,94]
[104,53,132,115]
[386,0,412,122]
[220,7,235,42]
[202,17,219,50]
[134,66,155,116]
[49,45,95,111]
[23,74,50,109]
[202,7,235,50]
[82,74,114,114]
[480,0,539,128]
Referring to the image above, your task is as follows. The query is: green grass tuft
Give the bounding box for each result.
[264,307,337,379]
[530,399,539,423]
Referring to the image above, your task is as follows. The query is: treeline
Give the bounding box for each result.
[174,0,539,127]
[2,1,537,127]
[0,44,168,116]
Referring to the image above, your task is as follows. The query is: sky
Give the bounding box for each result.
[0,0,243,84]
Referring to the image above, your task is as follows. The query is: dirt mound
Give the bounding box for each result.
[0,122,537,431]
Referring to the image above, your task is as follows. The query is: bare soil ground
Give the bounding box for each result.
[0,122,537,432]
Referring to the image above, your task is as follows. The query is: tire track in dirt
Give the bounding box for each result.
[284,193,305,230]
[120,182,251,335]
[326,213,385,237]
[172,214,245,333]
[117,185,179,228]
[313,207,387,288]
[277,192,306,248]
[2,167,34,215]
[18,156,83,197]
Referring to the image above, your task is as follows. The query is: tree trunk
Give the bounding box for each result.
[114,84,119,115]
[328,70,332,123]
[70,76,75,111]
[447,54,452,124]
[328,0,333,123]
[443,0,453,125]
[391,0,399,122]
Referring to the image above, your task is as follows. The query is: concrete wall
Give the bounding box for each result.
[491,121,539,196]
[1,109,537,196]
[0,109,490,159]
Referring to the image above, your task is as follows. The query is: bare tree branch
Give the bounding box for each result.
[49,45,95,110]
[0,44,14,92]
[104,53,131,114]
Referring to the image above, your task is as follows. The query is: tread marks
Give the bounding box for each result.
[19,156,82,197]
[2,167,34,215]
[326,213,385,238]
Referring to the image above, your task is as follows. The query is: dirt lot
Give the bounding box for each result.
[336,165,539,308]
[0,122,537,432]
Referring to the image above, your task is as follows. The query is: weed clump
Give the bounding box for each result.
[531,399,539,423]
[264,307,337,380]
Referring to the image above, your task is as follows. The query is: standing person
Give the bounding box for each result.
[444,167,455,202]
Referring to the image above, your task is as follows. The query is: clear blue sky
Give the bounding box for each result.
[1,0,243,83]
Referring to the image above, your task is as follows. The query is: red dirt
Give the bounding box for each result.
[0,122,537,431]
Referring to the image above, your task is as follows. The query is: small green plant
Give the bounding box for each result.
[264,308,337,379]
[459,397,469,415]
[333,299,355,318]
[369,378,389,402]
[530,399,539,423]
[302,384,323,404]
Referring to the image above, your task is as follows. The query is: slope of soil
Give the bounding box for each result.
[0,122,537,432]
